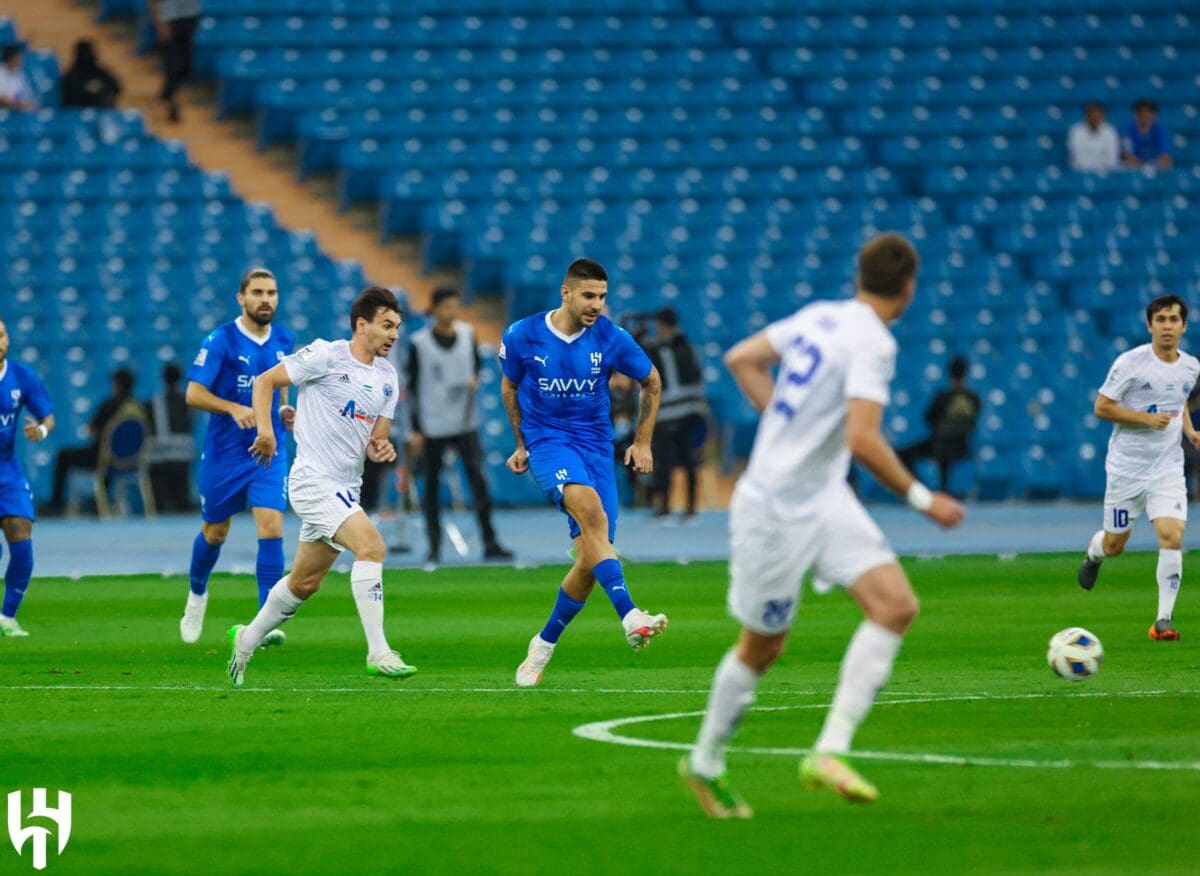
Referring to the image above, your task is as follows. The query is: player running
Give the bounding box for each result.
[678,234,964,817]
[179,267,295,646]
[227,286,415,686]
[0,317,54,638]
[500,258,666,688]
[1078,294,1200,641]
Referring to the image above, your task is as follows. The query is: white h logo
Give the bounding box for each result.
[8,789,71,871]
[590,352,602,367]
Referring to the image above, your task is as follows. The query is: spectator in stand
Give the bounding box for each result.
[150,0,201,123]
[147,363,194,512]
[1068,102,1121,173]
[48,368,141,514]
[1122,99,1173,171]
[897,356,981,494]
[61,39,122,109]
[0,45,37,111]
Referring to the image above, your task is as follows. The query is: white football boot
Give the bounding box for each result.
[515,635,556,687]
[179,592,208,644]
[622,608,669,651]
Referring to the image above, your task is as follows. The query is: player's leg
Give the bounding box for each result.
[1079,477,1141,590]
[229,537,338,687]
[515,558,594,687]
[683,491,806,817]
[332,510,417,678]
[420,436,446,564]
[0,514,35,637]
[1148,499,1186,640]
[250,506,287,647]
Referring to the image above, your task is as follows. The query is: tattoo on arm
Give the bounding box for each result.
[502,379,524,445]
[634,368,662,442]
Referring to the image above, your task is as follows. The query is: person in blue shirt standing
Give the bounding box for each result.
[179,267,295,645]
[500,258,667,687]
[0,317,55,637]
[1122,99,1174,172]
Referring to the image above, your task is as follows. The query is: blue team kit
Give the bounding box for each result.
[188,321,295,523]
[0,361,54,521]
[500,311,652,541]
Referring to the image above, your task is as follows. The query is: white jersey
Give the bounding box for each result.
[282,338,399,488]
[1098,343,1200,480]
[738,298,897,516]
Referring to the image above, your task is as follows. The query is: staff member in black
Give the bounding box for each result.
[647,308,707,518]
[407,288,512,565]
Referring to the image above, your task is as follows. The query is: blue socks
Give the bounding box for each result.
[2,539,33,619]
[256,537,285,608]
[189,532,222,597]
[593,558,636,619]
[539,587,587,644]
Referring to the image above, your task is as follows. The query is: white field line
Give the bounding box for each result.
[572,689,1200,772]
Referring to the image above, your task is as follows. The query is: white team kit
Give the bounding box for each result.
[730,299,899,635]
[1098,343,1200,533]
[282,338,399,547]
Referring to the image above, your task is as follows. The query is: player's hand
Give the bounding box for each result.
[367,437,397,463]
[1144,411,1173,430]
[22,417,45,442]
[279,405,296,432]
[625,440,653,474]
[229,404,257,429]
[1189,432,1200,452]
[407,432,425,457]
[925,492,966,529]
[248,434,277,467]
[507,446,529,474]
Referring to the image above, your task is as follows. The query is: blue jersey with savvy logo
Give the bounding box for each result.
[0,360,53,520]
[500,311,652,540]
[188,319,295,522]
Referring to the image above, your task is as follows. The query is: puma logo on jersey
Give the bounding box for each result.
[238,355,251,365]
[533,355,550,367]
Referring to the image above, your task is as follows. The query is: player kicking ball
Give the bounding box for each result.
[500,258,667,687]
[180,267,294,648]
[1078,294,1200,641]
[227,286,416,686]
[679,234,964,817]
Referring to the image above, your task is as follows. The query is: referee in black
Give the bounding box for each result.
[406,288,512,565]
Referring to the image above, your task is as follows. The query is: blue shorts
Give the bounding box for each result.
[198,455,288,523]
[528,441,618,542]
[0,469,35,521]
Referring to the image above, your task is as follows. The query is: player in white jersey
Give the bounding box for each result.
[226,286,417,686]
[679,234,964,817]
[1078,295,1200,641]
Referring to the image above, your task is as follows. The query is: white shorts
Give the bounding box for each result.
[728,484,898,635]
[1103,472,1187,534]
[288,473,363,551]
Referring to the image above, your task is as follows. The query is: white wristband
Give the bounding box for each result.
[278,405,295,415]
[37,423,48,440]
[906,482,933,513]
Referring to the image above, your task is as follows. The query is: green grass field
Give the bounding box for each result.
[3,553,1199,875]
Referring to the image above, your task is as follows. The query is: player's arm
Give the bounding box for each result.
[186,381,256,429]
[367,416,397,464]
[248,363,293,467]
[1094,393,1170,430]
[624,365,662,474]
[500,375,528,474]
[846,398,964,529]
[724,332,780,412]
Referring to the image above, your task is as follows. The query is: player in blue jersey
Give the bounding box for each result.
[179,267,296,645]
[500,258,667,687]
[0,317,55,637]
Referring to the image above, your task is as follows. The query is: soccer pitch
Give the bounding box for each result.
[3,555,1198,875]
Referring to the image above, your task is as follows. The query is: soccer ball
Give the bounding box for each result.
[1047,627,1104,681]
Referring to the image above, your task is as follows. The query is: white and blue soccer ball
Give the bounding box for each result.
[1047,627,1104,681]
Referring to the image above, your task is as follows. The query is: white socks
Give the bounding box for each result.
[1087,530,1107,563]
[242,576,303,650]
[814,621,903,754]
[1157,548,1182,621]
[351,560,391,657]
[690,650,760,778]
